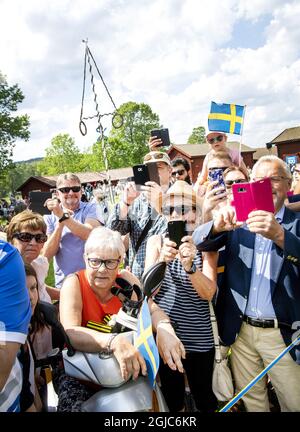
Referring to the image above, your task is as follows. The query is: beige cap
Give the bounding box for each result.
[143,151,171,166]
[165,180,201,208]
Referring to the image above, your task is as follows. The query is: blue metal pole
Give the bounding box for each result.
[219,334,300,412]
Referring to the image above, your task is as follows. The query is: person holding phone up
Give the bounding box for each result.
[144,181,218,412]
[43,173,103,289]
[193,155,300,412]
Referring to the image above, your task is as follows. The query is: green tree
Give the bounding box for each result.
[187,126,206,144]
[38,134,82,175]
[106,101,160,168]
[0,73,30,172]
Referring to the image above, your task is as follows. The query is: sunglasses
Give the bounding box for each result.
[172,169,186,176]
[144,153,165,162]
[162,205,196,216]
[225,179,246,187]
[207,135,224,145]
[58,186,81,193]
[13,232,48,244]
[87,257,121,270]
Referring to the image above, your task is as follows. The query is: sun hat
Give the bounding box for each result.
[164,180,201,208]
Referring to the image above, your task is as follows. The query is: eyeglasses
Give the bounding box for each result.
[225,179,246,187]
[208,166,229,172]
[87,256,121,270]
[58,186,81,193]
[207,135,224,145]
[254,176,290,184]
[172,169,186,176]
[162,205,196,216]
[13,232,48,244]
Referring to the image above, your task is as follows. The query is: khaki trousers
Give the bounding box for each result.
[231,322,300,412]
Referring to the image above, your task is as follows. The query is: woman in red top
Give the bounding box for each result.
[59,227,183,398]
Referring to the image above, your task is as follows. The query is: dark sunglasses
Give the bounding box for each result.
[162,205,196,216]
[172,169,186,176]
[225,179,246,187]
[13,232,48,244]
[87,257,121,270]
[58,186,81,193]
[207,135,224,145]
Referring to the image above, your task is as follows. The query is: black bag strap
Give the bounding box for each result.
[130,217,153,268]
[135,217,153,253]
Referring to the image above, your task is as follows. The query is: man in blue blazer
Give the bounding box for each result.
[193,155,300,412]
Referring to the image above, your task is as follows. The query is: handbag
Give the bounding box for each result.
[209,302,234,402]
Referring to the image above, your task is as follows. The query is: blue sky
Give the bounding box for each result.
[1,0,300,161]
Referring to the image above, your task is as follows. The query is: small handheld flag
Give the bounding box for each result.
[135,298,159,388]
[208,101,245,135]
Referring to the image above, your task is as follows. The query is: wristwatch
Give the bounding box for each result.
[185,261,197,274]
[58,212,70,223]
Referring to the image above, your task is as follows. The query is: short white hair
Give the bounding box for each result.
[252,155,292,180]
[84,227,125,258]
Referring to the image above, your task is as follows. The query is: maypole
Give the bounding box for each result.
[79,39,123,204]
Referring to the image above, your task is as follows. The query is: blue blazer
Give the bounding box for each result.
[193,208,300,364]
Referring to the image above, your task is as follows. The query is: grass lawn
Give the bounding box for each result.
[45,257,55,287]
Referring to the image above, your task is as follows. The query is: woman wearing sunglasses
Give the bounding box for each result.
[197,131,248,186]
[6,210,59,361]
[144,181,218,412]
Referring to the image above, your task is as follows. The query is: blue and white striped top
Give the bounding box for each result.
[154,250,214,353]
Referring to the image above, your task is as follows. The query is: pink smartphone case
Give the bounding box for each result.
[232,178,275,221]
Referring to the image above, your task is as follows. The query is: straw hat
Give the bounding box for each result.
[164,180,201,207]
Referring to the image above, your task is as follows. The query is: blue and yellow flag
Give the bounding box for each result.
[208,101,245,135]
[135,298,159,388]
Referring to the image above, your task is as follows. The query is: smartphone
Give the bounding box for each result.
[232,178,275,222]
[168,220,187,249]
[150,128,171,148]
[208,168,226,194]
[132,164,160,190]
[28,191,52,215]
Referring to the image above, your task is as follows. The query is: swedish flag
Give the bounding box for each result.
[135,298,159,388]
[208,101,245,135]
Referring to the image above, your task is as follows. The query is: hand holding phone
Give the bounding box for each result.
[133,164,160,191]
[232,178,275,222]
[168,220,187,249]
[150,128,171,148]
[29,192,52,215]
[208,169,226,195]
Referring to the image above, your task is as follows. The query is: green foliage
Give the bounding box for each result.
[187,126,206,144]
[0,73,30,171]
[0,161,40,194]
[107,101,160,168]
[38,133,82,175]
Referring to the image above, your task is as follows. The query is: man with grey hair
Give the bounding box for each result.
[193,155,300,411]
[43,173,103,288]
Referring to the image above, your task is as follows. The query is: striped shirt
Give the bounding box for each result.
[154,250,214,352]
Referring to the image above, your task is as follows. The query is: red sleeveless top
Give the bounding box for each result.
[77,269,122,327]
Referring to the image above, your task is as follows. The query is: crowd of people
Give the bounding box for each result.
[0,130,300,413]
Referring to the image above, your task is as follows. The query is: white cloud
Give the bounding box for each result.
[0,0,299,163]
